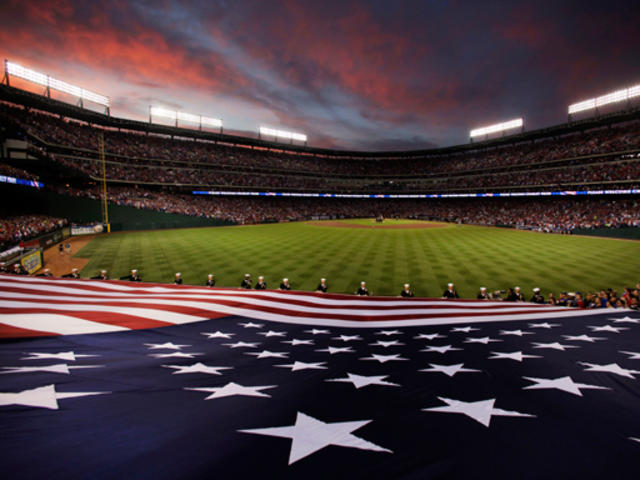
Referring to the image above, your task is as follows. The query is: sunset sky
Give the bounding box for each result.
[1,0,639,150]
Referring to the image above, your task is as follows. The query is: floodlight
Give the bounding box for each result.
[150,106,222,129]
[259,126,307,143]
[5,61,109,107]
[470,118,523,138]
[568,83,640,115]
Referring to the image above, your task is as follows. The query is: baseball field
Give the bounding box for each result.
[71,219,639,297]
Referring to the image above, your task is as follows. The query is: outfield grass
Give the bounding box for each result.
[75,221,640,298]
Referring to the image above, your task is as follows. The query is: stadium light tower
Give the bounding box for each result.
[149,106,223,133]
[4,59,110,115]
[259,127,308,146]
[469,118,524,142]
[568,83,640,121]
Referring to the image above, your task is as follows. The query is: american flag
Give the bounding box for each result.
[0,275,639,478]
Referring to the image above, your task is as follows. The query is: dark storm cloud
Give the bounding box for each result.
[0,0,639,149]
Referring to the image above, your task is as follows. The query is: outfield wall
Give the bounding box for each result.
[2,184,235,231]
[572,226,640,240]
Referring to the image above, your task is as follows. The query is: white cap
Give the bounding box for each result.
[480,287,486,291]
[361,281,366,286]
[321,278,326,282]
[208,274,213,278]
[283,278,288,282]
[448,283,454,287]
[101,270,107,274]
[176,272,181,276]
[245,273,250,277]
[404,283,410,288]
[533,287,540,292]
[259,276,264,280]
[132,269,137,273]
[72,268,78,272]
[515,286,521,290]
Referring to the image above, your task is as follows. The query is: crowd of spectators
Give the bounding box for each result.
[0,163,39,181]
[2,102,639,194]
[53,183,640,231]
[0,214,68,249]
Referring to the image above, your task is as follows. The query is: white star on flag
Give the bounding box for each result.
[21,351,98,361]
[332,335,363,342]
[0,364,103,375]
[578,362,640,379]
[419,363,481,377]
[499,329,534,337]
[315,346,355,355]
[610,316,640,324]
[528,322,561,329]
[465,337,502,345]
[276,361,328,371]
[369,340,405,348]
[522,376,610,396]
[488,351,542,362]
[360,354,409,364]
[421,345,462,354]
[257,330,287,338]
[144,342,190,350]
[149,352,202,359]
[423,397,535,427]
[589,325,629,333]
[414,333,446,340]
[246,350,289,359]
[304,329,330,335]
[0,384,109,410]
[326,373,400,389]
[562,334,606,343]
[532,342,579,351]
[620,351,640,360]
[185,382,275,400]
[201,331,235,339]
[282,339,314,346]
[239,322,264,329]
[375,330,402,336]
[239,411,392,465]
[223,341,260,349]
[451,326,480,333]
[161,363,232,375]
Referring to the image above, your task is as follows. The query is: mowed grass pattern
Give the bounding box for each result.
[76,221,640,298]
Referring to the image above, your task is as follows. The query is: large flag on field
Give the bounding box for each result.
[1,274,639,479]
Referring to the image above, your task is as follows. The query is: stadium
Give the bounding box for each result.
[1,1,640,479]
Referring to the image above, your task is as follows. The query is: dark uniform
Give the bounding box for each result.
[316,280,328,293]
[174,276,183,285]
[36,269,53,277]
[280,280,291,291]
[121,271,142,281]
[206,276,216,287]
[530,291,545,304]
[477,290,490,300]
[356,284,369,296]
[506,289,526,302]
[241,275,252,289]
[12,264,28,275]
[442,287,459,299]
[62,270,81,279]
[91,271,109,280]
[255,279,267,290]
[401,287,414,298]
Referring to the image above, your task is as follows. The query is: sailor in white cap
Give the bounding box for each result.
[280,278,291,290]
[174,272,183,285]
[240,273,252,289]
[477,286,490,300]
[120,269,141,281]
[530,287,545,304]
[206,274,216,287]
[316,277,328,293]
[401,283,414,298]
[255,275,267,290]
[442,282,459,299]
[356,281,370,296]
